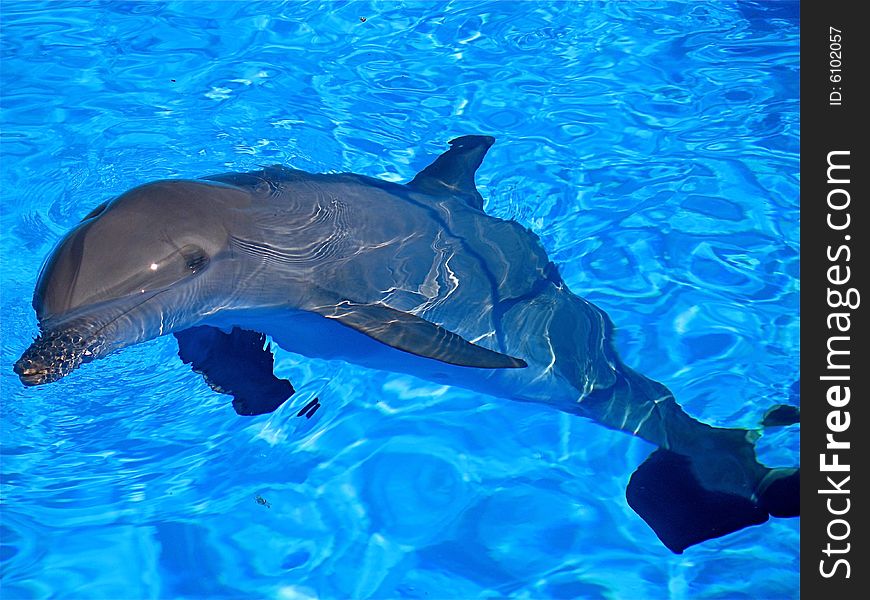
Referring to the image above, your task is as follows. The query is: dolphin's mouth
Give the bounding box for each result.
[16,289,168,386]
[14,326,108,386]
[15,364,55,386]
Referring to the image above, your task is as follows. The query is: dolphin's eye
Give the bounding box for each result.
[180,245,209,273]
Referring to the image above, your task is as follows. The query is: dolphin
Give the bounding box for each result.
[14,135,798,553]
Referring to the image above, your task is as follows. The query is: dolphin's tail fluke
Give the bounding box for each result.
[625,448,799,553]
[574,353,799,553]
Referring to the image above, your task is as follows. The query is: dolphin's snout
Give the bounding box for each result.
[14,327,107,386]
[13,357,58,386]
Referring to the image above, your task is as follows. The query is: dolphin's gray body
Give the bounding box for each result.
[14,135,798,553]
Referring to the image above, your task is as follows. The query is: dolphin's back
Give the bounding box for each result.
[209,165,618,410]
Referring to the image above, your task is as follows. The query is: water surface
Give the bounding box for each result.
[1,2,799,598]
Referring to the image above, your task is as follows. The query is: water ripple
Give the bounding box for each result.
[1,1,798,598]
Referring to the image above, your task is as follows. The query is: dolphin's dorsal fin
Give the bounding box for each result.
[310,296,526,369]
[407,135,495,210]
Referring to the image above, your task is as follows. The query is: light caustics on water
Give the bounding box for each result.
[1,1,799,598]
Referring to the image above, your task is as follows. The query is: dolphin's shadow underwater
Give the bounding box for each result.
[14,135,799,553]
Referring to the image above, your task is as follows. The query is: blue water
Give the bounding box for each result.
[1,1,799,598]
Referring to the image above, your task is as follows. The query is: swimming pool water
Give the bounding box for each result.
[1,1,799,598]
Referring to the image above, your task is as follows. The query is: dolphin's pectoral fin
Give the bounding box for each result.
[626,449,772,553]
[407,135,495,210]
[174,326,295,416]
[311,301,527,369]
